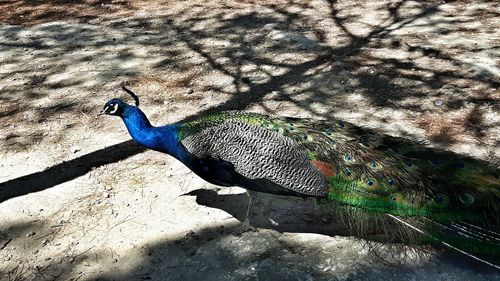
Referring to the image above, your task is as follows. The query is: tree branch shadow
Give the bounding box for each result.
[1,0,498,214]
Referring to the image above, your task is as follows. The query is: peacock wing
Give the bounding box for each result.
[178,112,329,196]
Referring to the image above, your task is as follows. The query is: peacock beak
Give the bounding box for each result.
[98,105,110,116]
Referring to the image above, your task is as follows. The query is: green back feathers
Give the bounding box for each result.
[177,111,273,140]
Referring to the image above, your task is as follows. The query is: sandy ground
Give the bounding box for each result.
[0,0,499,280]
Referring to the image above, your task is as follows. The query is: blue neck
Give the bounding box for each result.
[120,105,191,163]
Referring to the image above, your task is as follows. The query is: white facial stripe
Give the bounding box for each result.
[109,103,119,114]
[102,105,110,113]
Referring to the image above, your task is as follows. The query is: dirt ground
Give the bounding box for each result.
[0,0,499,280]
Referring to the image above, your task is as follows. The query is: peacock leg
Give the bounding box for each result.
[241,190,253,230]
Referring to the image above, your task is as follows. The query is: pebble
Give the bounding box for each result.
[263,23,278,30]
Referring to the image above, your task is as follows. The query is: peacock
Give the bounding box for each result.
[100,86,500,269]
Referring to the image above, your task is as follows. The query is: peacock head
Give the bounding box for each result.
[100,98,126,117]
[99,86,140,117]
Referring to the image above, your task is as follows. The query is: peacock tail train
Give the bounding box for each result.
[176,111,500,266]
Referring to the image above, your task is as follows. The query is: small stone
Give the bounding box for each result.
[26,231,36,237]
[187,89,194,95]
[263,23,278,30]
[103,192,110,198]
[113,258,118,263]
[434,99,443,107]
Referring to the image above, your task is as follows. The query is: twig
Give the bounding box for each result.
[0,238,12,250]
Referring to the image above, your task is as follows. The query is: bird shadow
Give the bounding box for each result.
[183,189,349,236]
[0,140,145,203]
[183,188,500,274]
